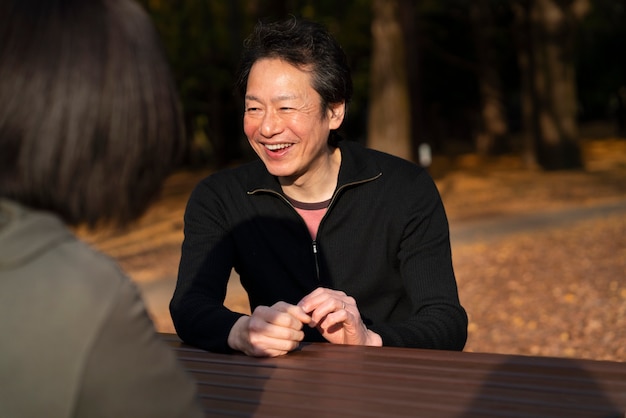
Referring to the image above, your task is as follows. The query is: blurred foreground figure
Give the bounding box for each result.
[0,0,203,416]
[171,17,467,357]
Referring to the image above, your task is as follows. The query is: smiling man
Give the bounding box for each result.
[170,17,468,357]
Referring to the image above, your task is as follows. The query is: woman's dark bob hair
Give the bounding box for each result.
[0,0,184,227]
[235,17,353,117]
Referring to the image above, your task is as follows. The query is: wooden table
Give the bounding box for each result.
[161,334,626,417]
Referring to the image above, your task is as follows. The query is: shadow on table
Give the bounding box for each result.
[461,355,626,418]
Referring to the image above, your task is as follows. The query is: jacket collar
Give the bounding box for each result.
[245,140,382,194]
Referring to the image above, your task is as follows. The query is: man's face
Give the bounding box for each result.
[243,58,344,185]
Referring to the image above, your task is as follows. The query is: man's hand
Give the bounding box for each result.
[298,287,382,347]
[227,302,311,357]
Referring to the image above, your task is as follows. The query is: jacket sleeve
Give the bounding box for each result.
[170,178,245,352]
[368,171,468,351]
[74,277,204,418]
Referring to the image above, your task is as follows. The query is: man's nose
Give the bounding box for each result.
[260,110,283,137]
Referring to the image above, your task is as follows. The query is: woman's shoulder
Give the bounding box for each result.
[0,199,129,303]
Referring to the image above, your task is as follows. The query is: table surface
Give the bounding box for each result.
[162,334,626,417]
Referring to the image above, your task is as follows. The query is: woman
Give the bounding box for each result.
[0,0,203,416]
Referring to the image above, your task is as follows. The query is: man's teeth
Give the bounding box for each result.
[265,143,292,151]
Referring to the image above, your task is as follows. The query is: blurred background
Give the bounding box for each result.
[136,0,626,170]
[80,0,626,361]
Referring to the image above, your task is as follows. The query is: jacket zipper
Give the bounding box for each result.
[248,172,382,282]
[247,190,324,281]
[312,240,320,280]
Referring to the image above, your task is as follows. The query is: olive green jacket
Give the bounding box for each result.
[0,199,203,418]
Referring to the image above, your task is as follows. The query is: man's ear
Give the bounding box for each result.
[328,102,346,129]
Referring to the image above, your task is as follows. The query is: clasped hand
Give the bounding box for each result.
[227,287,382,357]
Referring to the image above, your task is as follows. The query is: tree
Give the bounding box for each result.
[367,0,412,161]
[513,0,590,170]
[470,0,510,156]
[139,0,246,167]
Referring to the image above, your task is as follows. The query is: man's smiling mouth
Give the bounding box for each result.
[265,143,293,151]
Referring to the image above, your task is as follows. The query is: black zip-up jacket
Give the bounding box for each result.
[171,140,467,353]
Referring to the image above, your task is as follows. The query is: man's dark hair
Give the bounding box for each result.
[0,0,184,228]
[235,17,353,115]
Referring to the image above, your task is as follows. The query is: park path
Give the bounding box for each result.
[450,197,626,244]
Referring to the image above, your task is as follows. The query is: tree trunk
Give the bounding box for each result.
[398,0,423,162]
[367,0,412,161]
[512,0,540,169]
[531,0,583,169]
[513,0,589,170]
[471,0,510,156]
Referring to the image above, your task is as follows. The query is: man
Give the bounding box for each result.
[171,17,467,357]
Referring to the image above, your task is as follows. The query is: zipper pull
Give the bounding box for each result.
[312,240,320,281]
